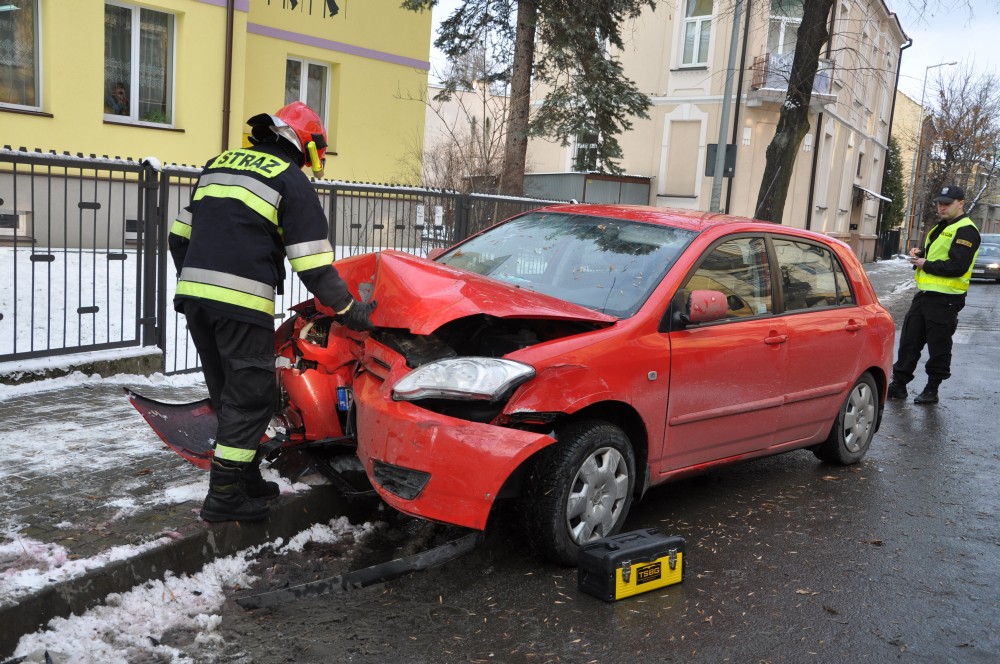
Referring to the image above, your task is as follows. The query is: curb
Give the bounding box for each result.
[0,485,360,659]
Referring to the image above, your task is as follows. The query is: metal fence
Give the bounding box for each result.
[0,147,558,374]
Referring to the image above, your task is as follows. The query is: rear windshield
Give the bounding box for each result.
[436,211,696,317]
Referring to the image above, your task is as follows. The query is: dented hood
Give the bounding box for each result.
[328,250,616,335]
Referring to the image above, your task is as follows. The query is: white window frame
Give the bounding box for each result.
[0,0,42,111]
[572,131,599,172]
[0,209,30,237]
[680,0,713,67]
[285,57,330,124]
[104,2,177,126]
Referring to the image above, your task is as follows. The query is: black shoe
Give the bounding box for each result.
[913,387,939,405]
[887,381,907,399]
[201,459,270,522]
[200,489,269,522]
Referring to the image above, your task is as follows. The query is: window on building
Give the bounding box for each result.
[662,121,700,197]
[573,131,598,172]
[682,0,713,66]
[767,0,803,55]
[104,3,175,124]
[285,58,329,119]
[0,0,39,109]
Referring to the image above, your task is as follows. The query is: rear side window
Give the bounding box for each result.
[772,238,855,311]
[682,237,773,319]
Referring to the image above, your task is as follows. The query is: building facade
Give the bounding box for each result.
[527,0,907,261]
[0,0,430,180]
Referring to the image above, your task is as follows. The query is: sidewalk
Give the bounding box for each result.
[0,377,352,659]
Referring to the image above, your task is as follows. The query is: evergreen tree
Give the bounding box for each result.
[880,136,905,232]
[403,0,655,195]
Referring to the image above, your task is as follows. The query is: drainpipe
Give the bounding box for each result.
[804,1,838,231]
[724,0,753,215]
[222,0,236,151]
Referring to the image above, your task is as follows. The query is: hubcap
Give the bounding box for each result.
[565,446,630,544]
[843,382,876,453]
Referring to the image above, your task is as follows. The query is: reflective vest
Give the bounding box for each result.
[915,216,979,295]
[169,144,347,326]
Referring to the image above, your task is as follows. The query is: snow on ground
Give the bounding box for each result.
[10,518,374,664]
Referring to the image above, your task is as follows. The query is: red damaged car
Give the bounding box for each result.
[136,204,895,565]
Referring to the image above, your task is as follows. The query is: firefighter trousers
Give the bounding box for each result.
[182,300,275,461]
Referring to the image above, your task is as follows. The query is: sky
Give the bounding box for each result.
[428,0,1000,102]
[891,0,1000,101]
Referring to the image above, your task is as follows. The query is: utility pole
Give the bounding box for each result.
[710,0,744,212]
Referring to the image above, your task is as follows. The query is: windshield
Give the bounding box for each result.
[436,211,696,317]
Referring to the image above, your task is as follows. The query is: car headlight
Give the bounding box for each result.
[392,357,535,402]
[986,262,1000,269]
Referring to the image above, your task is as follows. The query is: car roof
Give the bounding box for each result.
[534,203,843,244]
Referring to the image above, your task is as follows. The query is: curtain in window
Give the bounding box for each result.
[104,5,132,115]
[0,0,38,107]
[306,63,326,117]
[285,60,301,106]
[138,9,171,123]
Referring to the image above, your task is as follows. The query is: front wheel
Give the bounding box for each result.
[813,372,878,465]
[523,420,636,565]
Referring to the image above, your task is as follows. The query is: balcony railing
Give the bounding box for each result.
[750,52,835,97]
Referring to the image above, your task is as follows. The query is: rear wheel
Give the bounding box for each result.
[523,420,635,565]
[814,372,878,465]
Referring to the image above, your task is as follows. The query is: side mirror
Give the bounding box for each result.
[687,290,729,323]
[427,247,447,260]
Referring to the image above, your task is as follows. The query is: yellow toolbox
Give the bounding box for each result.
[577,528,685,601]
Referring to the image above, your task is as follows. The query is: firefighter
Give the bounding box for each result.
[169,102,375,522]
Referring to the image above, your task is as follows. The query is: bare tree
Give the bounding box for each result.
[914,66,1000,233]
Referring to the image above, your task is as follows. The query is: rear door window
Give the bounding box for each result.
[772,238,855,312]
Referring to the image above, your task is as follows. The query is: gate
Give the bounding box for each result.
[0,148,558,375]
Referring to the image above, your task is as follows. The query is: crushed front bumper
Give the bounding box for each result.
[352,371,556,530]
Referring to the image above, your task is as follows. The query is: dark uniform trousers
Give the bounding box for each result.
[182,300,276,458]
[892,290,966,384]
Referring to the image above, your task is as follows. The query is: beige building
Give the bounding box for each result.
[527,0,908,261]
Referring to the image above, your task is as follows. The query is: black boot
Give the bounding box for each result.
[887,379,908,400]
[243,452,280,500]
[914,380,941,405]
[201,459,270,522]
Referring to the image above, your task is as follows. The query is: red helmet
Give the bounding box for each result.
[247,101,328,175]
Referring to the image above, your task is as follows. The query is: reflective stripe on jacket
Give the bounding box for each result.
[916,216,979,295]
[167,143,349,327]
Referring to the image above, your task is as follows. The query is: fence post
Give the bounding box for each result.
[140,159,161,348]
[455,194,472,242]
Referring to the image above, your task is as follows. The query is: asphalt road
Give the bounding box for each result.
[196,261,1000,664]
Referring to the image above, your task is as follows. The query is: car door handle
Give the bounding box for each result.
[844,320,863,332]
[764,333,788,345]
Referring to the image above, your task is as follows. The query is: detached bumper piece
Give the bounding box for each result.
[578,528,685,602]
[372,459,431,500]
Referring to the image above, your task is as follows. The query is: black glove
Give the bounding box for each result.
[337,299,377,331]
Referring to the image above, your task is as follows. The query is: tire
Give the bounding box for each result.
[523,420,636,566]
[813,372,878,465]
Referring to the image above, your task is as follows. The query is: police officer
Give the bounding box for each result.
[888,185,980,405]
[169,102,375,522]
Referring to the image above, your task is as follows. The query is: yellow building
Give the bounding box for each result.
[0,0,430,182]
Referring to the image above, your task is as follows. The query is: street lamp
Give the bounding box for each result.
[904,61,958,250]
